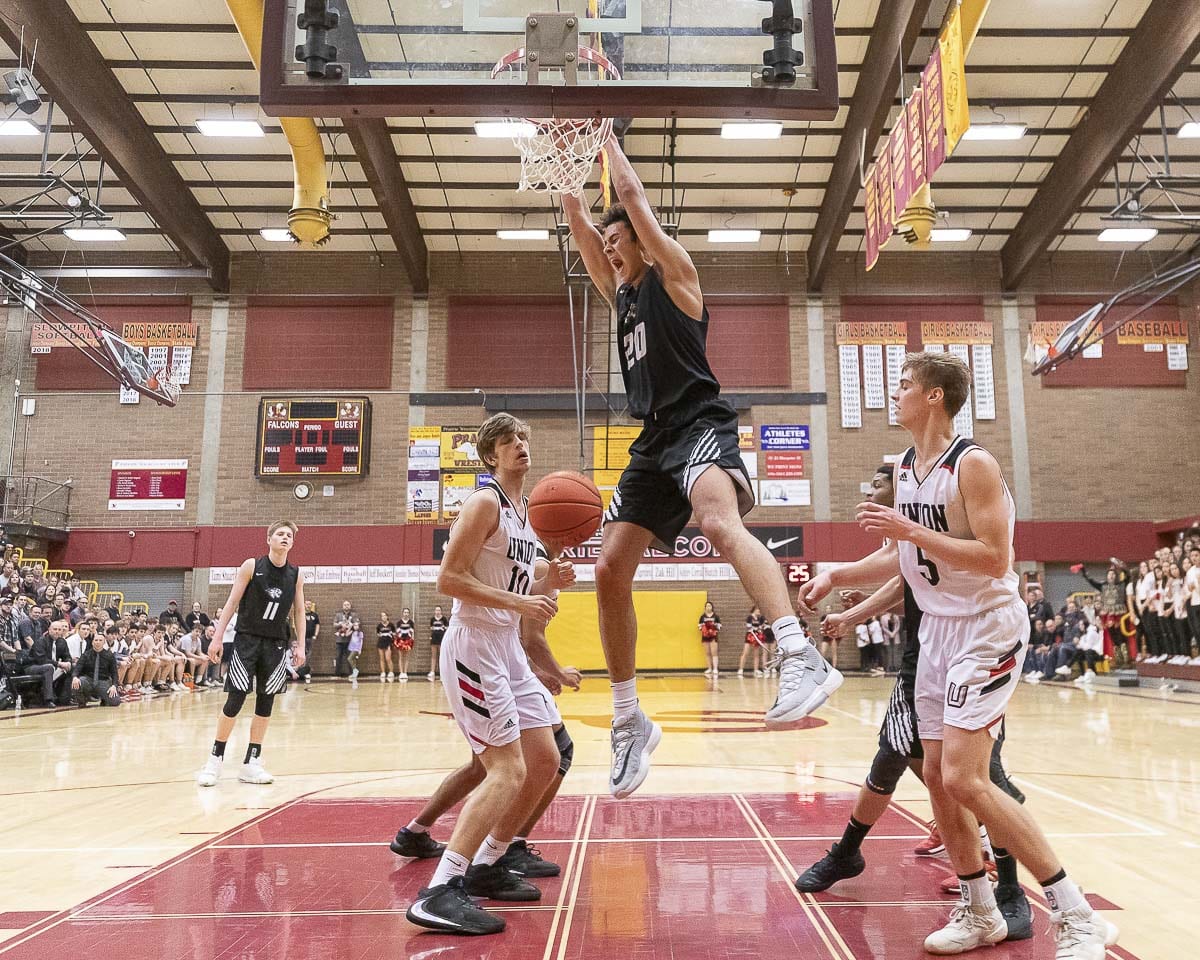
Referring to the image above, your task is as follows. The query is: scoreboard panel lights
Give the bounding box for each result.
[256,396,371,478]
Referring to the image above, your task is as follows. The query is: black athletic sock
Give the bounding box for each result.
[993,847,1018,887]
[838,816,871,855]
[1038,867,1067,888]
[244,742,262,763]
[211,739,227,758]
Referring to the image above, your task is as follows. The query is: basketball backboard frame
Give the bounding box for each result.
[259,0,839,121]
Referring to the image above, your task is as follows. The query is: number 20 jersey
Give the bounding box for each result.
[449,481,539,631]
[894,437,1020,618]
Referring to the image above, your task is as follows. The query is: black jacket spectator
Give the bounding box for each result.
[184,610,212,632]
[73,646,118,685]
[159,602,185,627]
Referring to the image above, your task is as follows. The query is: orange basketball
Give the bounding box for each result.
[528,471,604,548]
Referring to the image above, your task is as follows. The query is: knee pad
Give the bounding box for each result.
[865,745,909,795]
[554,724,574,777]
[254,691,276,718]
[222,689,247,718]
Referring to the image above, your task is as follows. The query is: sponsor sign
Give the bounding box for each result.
[759,424,810,451]
[108,458,187,511]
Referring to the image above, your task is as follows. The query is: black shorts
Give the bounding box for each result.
[225,631,289,695]
[878,673,923,760]
[377,637,393,650]
[603,398,753,553]
[430,635,443,646]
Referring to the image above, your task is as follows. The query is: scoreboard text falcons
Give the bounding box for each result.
[255,397,371,478]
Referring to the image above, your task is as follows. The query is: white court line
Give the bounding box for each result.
[1016,778,1165,837]
[71,907,557,921]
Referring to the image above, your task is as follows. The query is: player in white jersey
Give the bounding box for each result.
[407,414,576,937]
[799,353,1117,959]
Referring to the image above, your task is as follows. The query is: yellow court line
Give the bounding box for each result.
[542,794,595,960]
[554,794,597,960]
[732,793,854,960]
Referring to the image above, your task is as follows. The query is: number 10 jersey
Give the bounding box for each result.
[894,437,1020,618]
[449,481,539,631]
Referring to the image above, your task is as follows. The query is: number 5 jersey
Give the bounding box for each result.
[894,437,1020,618]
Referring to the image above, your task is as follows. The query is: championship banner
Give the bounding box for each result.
[920,320,993,345]
[836,321,908,345]
[1029,320,1072,348]
[890,117,911,216]
[121,322,197,347]
[922,44,947,176]
[440,426,484,472]
[30,322,100,353]
[1115,317,1190,345]
[938,4,970,154]
[876,146,895,244]
[906,89,928,198]
[864,169,881,272]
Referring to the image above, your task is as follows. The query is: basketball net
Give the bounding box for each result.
[492,46,620,196]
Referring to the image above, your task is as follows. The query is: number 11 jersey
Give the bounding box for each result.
[449,481,538,631]
[237,555,298,640]
[894,437,1020,618]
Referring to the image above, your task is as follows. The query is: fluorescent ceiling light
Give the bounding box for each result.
[496,229,549,241]
[930,228,973,242]
[1177,121,1200,138]
[196,118,265,137]
[0,119,40,136]
[961,123,1026,141]
[259,228,293,242]
[721,121,783,140]
[63,228,125,242]
[707,229,761,243]
[475,120,536,139]
[1098,227,1157,243]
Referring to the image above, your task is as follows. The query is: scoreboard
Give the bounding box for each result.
[255,397,371,478]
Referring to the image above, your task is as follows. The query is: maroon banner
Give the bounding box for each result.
[108,459,188,511]
[906,89,928,198]
[876,145,895,243]
[890,119,911,216]
[765,452,806,478]
[864,165,880,271]
[922,52,947,176]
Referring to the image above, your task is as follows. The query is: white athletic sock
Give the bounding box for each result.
[611,678,639,723]
[406,819,429,834]
[959,871,996,910]
[511,835,527,845]
[471,834,506,866]
[1041,872,1087,914]
[978,824,993,860]
[772,616,810,656]
[429,849,470,888]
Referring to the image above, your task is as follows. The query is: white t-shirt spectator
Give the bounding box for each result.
[855,623,870,648]
[1187,565,1200,607]
[65,631,86,659]
[179,632,202,655]
[1079,623,1104,654]
[1136,572,1155,610]
[868,619,885,645]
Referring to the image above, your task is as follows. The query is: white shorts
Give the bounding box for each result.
[440,621,561,754]
[915,598,1026,741]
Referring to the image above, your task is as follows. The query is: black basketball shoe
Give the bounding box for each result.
[391,827,446,859]
[794,843,866,892]
[996,883,1034,941]
[495,840,561,878]
[406,876,505,935]
[463,863,542,902]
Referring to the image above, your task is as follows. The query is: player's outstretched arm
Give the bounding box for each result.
[562,192,617,305]
[437,495,558,624]
[603,134,702,318]
[797,542,900,612]
[824,575,905,637]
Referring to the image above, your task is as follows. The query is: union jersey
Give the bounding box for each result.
[237,555,298,640]
[449,481,539,631]
[894,437,1020,618]
[615,266,720,419]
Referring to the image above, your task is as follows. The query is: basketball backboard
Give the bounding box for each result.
[260,0,838,120]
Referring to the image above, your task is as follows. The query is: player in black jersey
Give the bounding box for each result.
[792,465,1032,941]
[563,134,842,799]
[196,520,305,787]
